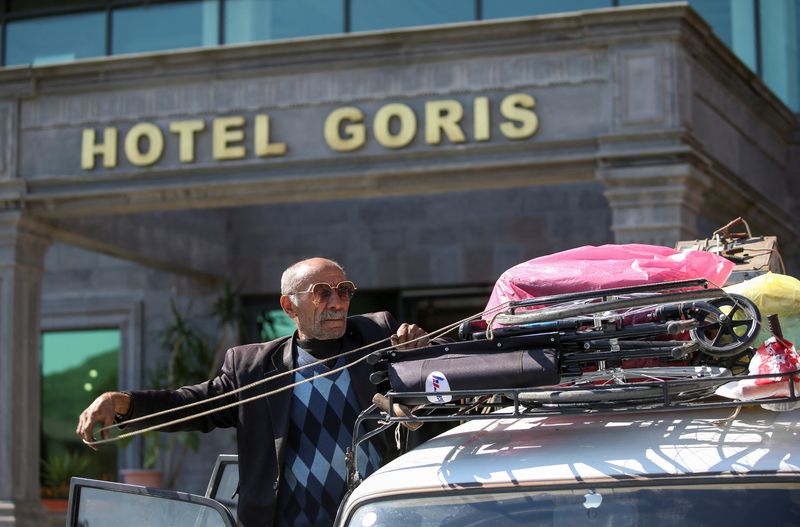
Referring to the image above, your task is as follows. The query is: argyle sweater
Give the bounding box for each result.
[275,345,382,527]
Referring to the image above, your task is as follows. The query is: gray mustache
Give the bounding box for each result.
[321,311,346,321]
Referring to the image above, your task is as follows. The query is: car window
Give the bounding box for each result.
[206,457,239,514]
[344,482,800,527]
[68,478,236,527]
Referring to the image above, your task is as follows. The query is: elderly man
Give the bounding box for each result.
[76,257,429,527]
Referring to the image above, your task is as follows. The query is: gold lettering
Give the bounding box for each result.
[124,123,164,167]
[324,107,366,152]
[254,114,287,157]
[81,128,118,169]
[473,96,490,142]
[213,116,247,160]
[373,103,416,149]
[425,100,466,145]
[499,93,538,139]
[169,120,205,163]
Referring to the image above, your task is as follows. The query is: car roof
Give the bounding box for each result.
[346,406,800,506]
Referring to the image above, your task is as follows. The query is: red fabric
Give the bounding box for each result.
[753,337,800,386]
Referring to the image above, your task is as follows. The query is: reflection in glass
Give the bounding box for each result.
[78,487,229,527]
[225,0,343,44]
[41,329,120,498]
[618,1,733,42]
[483,0,612,19]
[346,485,800,527]
[112,0,219,56]
[619,0,797,111]
[760,0,799,112]
[258,309,296,341]
[210,462,239,516]
[351,0,474,32]
[729,0,757,71]
[619,1,760,79]
[5,11,105,66]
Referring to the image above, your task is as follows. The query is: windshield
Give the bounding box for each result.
[344,483,800,527]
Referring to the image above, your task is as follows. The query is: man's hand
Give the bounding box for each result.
[391,323,430,349]
[76,392,130,450]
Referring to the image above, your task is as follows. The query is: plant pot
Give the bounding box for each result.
[120,469,164,488]
[42,498,69,513]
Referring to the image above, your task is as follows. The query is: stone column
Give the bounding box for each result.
[0,212,52,527]
[597,162,710,247]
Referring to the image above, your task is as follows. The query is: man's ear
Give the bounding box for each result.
[279,295,297,318]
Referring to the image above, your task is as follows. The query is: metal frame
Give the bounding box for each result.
[204,453,239,506]
[347,368,800,489]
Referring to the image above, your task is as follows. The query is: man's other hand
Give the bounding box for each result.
[391,323,430,349]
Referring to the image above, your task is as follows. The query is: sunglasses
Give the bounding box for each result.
[292,281,357,303]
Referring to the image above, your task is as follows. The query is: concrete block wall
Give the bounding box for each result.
[228,183,614,294]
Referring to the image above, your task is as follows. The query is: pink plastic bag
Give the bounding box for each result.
[485,244,734,313]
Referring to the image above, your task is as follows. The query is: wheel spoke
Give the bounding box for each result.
[689,294,760,357]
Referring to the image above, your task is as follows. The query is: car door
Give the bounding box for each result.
[204,454,239,521]
[66,477,236,527]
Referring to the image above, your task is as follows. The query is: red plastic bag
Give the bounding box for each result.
[715,336,800,410]
[485,244,734,312]
[752,336,800,386]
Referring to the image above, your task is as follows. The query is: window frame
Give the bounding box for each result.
[41,296,143,470]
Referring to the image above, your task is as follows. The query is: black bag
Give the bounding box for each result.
[386,338,560,405]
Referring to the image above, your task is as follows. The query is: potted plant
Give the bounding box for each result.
[42,451,90,512]
[123,281,242,489]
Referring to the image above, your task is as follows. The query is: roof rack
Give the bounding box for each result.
[345,368,800,489]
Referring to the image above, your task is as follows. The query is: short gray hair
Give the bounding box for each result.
[280,258,345,299]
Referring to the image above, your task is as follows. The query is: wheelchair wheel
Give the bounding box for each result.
[689,294,761,358]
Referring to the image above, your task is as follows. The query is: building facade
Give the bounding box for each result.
[1,2,799,525]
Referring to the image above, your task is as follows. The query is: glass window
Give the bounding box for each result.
[729,0,757,71]
[112,0,219,56]
[483,0,612,19]
[351,0,475,32]
[208,459,239,518]
[4,11,105,66]
[258,308,296,341]
[75,486,233,527]
[760,0,799,112]
[402,289,490,332]
[619,1,759,75]
[41,329,120,499]
[690,0,736,45]
[224,0,343,44]
[345,484,800,527]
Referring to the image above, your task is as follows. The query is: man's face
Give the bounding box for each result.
[285,264,350,340]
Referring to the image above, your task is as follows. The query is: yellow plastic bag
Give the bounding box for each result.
[725,272,800,345]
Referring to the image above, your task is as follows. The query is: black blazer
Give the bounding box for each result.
[126,312,401,527]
